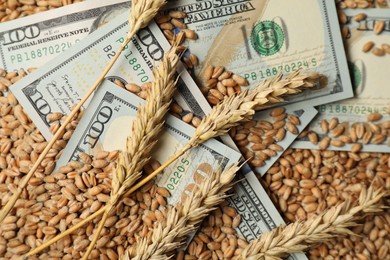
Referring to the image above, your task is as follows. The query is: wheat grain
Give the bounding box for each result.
[127,163,240,260]
[309,211,390,258]
[81,45,179,259]
[298,115,389,150]
[156,9,198,71]
[239,186,387,259]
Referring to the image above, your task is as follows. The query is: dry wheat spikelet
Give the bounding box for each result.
[125,163,240,260]
[128,207,195,260]
[126,0,166,43]
[238,186,387,260]
[188,70,326,147]
[82,45,179,259]
[248,70,327,109]
[0,0,167,225]
[26,45,179,258]
[109,44,179,211]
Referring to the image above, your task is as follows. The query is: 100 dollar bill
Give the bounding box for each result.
[10,11,209,140]
[0,0,130,70]
[293,9,390,152]
[57,80,306,260]
[165,0,353,107]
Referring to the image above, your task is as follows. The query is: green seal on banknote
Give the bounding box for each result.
[348,61,362,91]
[250,20,284,56]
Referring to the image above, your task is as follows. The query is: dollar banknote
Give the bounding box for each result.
[55,80,242,208]
[228,168,306,260]
[293,9,390,152]
[10,11,210,140]
[164,0,353,107]
[57,80,306,260]
[0,0,130,70]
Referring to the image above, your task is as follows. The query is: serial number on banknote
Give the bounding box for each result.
[101,36,153,83]
[244,58,318,81]
[165,157,191,191]
[10,42,77,63]
[318,104,388,115]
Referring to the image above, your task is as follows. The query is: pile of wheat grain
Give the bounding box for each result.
[0,0,83,22]
[0,2,389,260]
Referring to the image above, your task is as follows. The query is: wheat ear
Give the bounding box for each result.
[132,71,327,191]
[248,71,327,109]
[128,163,240,260]
[0,0,166,224]
[239,186,387,260]
[83,45,178,259]
[26,44,178,258]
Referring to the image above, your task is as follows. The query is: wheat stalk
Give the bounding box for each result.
[127,163,240,260]
[238,186,387,260]
[27,44,179,258]
[0,0,166,225]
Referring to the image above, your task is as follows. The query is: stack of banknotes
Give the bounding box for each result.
[1,1,388,259]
